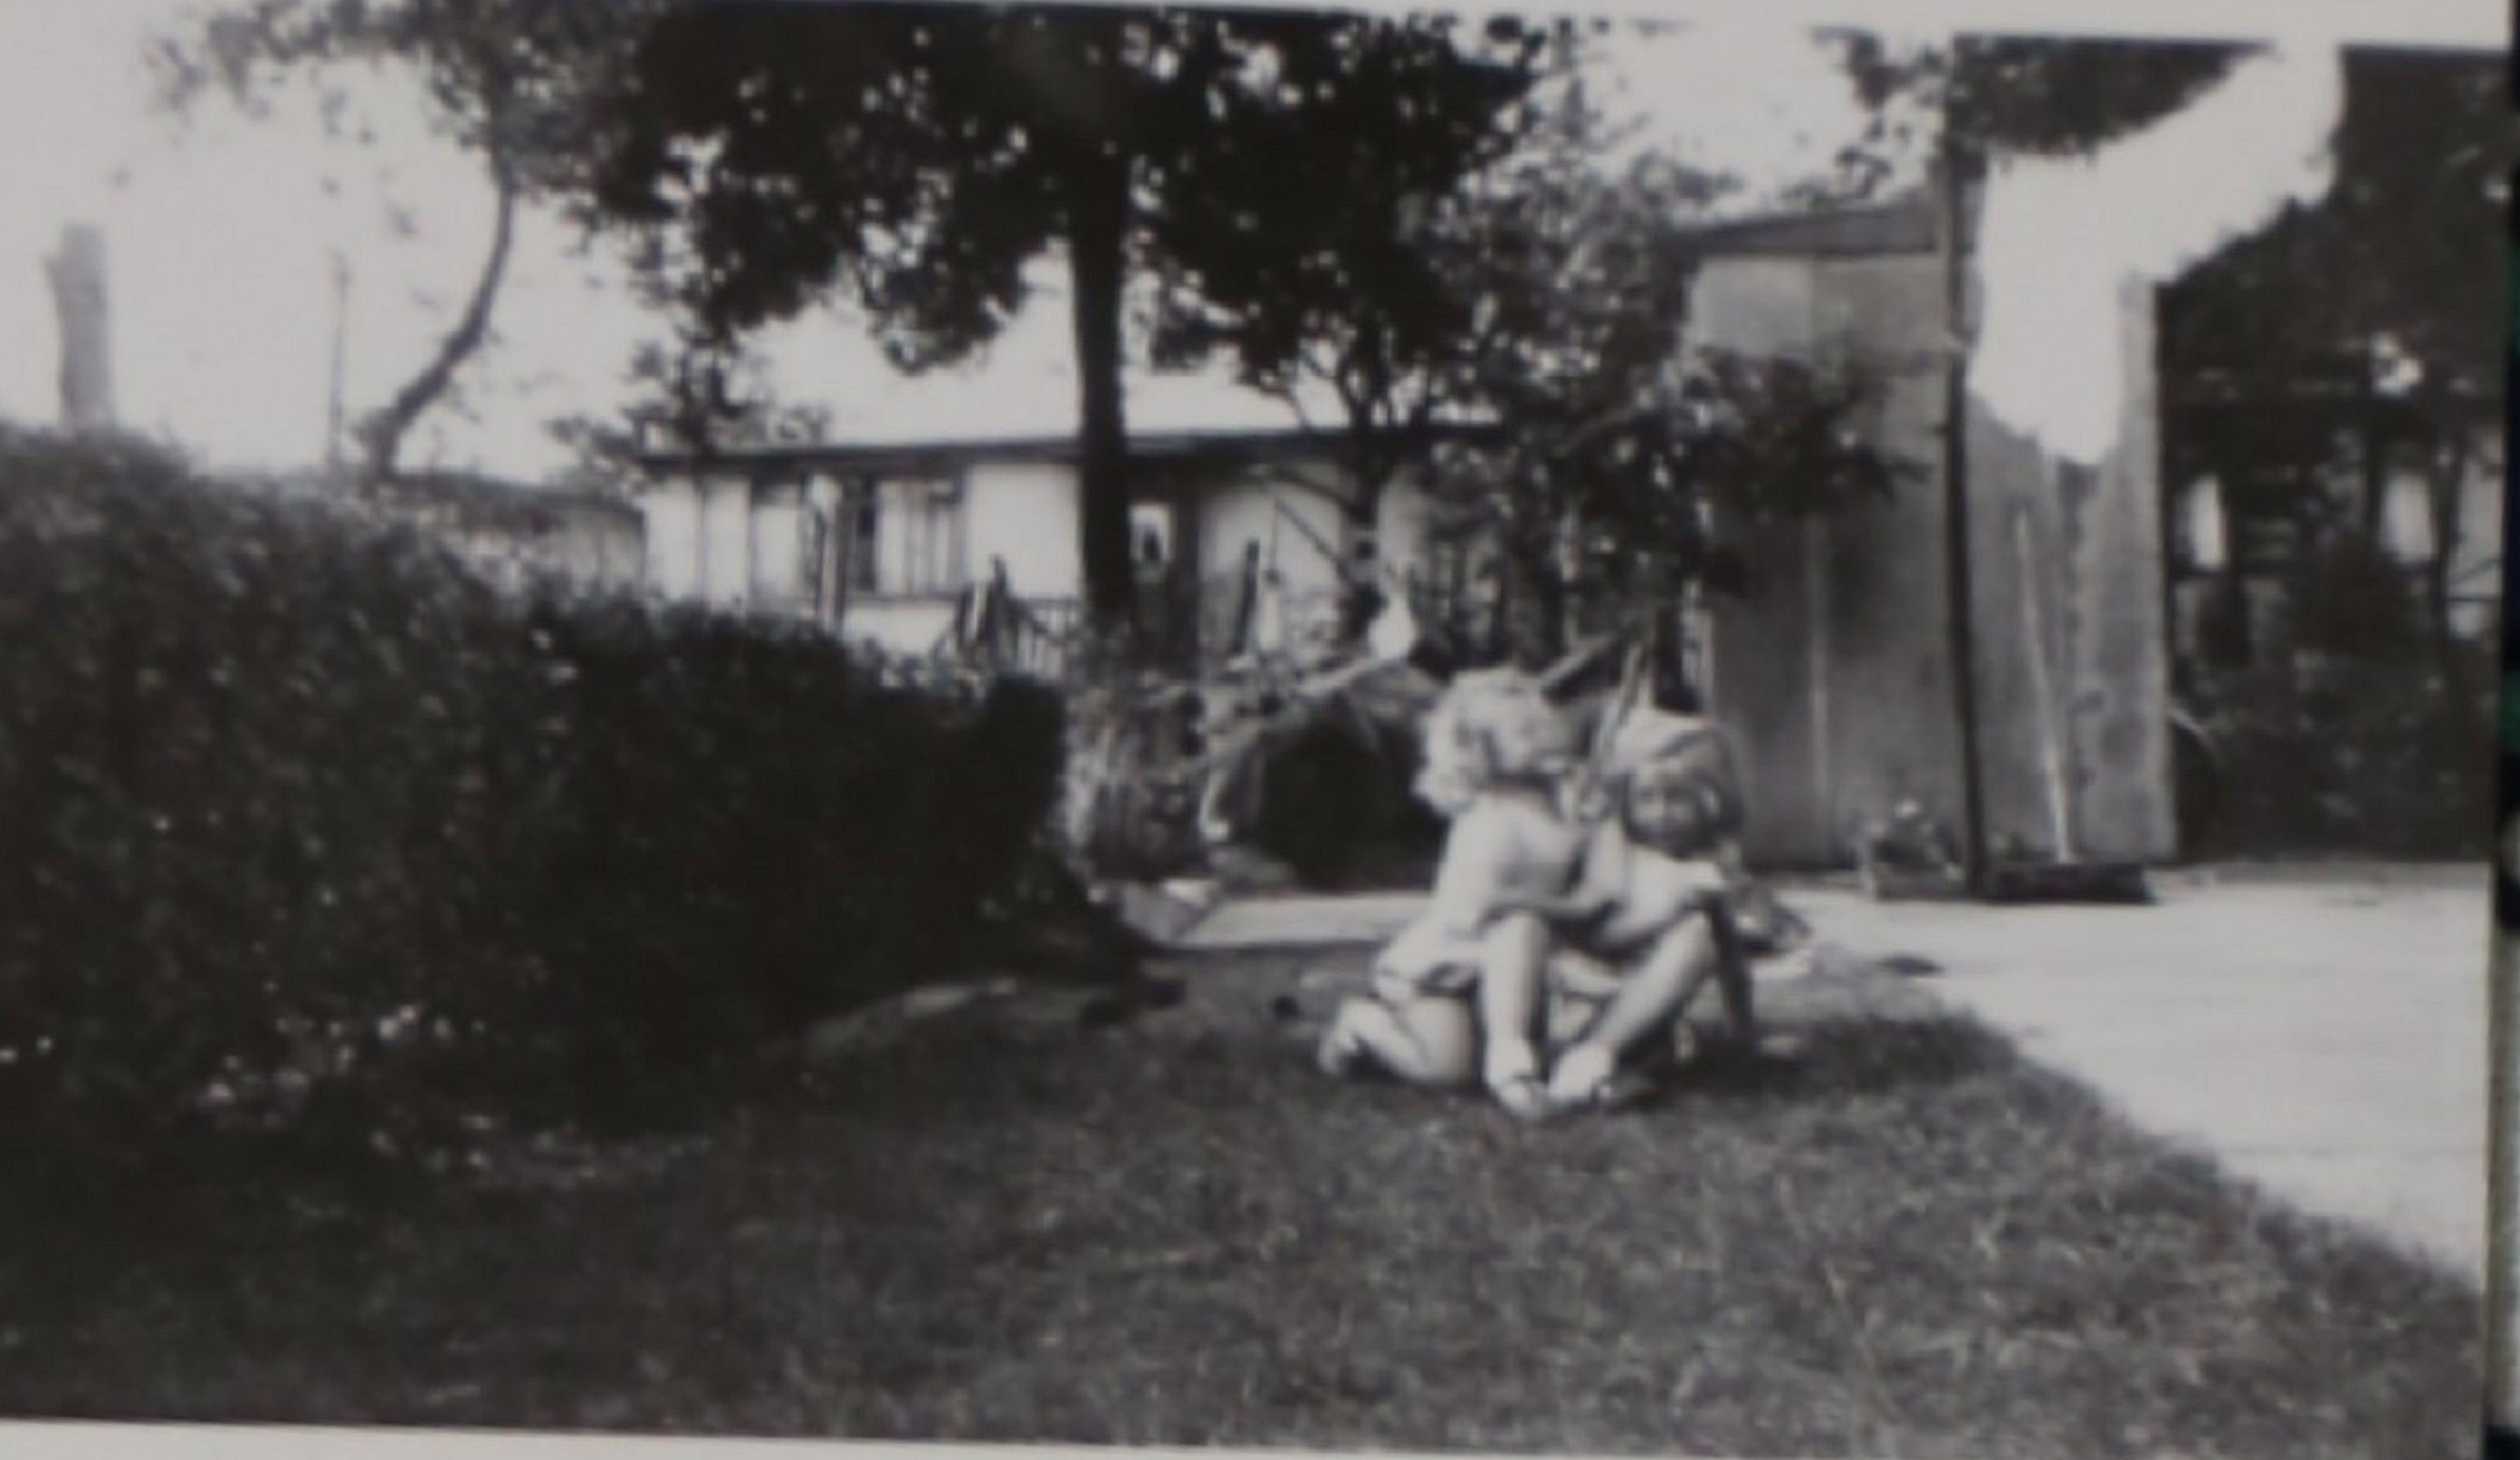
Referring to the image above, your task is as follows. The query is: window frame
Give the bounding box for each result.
[843,469,972,600]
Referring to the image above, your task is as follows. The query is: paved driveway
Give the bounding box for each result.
[1793,868,2493,1279]
[1180,866,2495,1279]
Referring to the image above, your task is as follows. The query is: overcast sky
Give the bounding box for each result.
[0,0,2493,484]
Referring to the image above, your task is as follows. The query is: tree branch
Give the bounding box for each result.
[1248,459,1353,508]
[361,146,521,481]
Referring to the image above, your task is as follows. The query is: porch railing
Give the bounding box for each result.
[934,569,1083,681]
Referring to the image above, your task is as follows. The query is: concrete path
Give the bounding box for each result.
[1178,892,1428,952]
[1174,867,2496,1279]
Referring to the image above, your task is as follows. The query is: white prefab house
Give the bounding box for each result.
[624,258,1421,663]
[630,419,1446,667]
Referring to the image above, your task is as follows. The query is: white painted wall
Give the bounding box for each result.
[804,474,846,625]
[643,482,703,599]
[1198,459,1348,597]
[830,461,1073,660]
[749,480,805,612]
[1376,469,1438,583]
[965,461,1081,598]
[699,474,752,610]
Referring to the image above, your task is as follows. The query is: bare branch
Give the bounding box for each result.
[360,145,521,481]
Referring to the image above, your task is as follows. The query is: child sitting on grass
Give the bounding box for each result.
[1317,667,1588,1118]
[1495,711,1760,1111]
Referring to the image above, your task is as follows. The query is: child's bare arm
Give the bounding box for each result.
[1488,825,1622,925]
[1485,889,1604,924]
[1420,808,1527,938]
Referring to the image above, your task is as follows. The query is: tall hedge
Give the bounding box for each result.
[0,428,1063,1170]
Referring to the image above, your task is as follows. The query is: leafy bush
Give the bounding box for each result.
[2190,649,2495,860]
[0,427,1063,1172]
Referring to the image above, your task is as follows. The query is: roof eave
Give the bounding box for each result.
[629,420,1501,480]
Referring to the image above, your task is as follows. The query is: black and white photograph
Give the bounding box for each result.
[0,1,2507,1457]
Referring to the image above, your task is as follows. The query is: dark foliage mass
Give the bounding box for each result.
[0,427,1066,1176]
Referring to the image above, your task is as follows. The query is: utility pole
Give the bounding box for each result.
[327,249,352,477]
[46,222,114,432]
[1937,140,1993,896]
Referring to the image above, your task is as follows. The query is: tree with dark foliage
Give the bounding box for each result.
[1413,79,1914,675]
[1144,17,1561,638]
[581,2,1555,642]
[161,1,1560,646]
[1813,31,2244,197]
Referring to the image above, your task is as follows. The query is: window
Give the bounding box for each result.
[844,474,968,597]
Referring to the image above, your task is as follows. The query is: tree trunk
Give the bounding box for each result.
[1067,151,1138,642]
[361,158,519,484]
[1334,472,1387,647]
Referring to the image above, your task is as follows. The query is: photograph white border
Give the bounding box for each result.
[1,0,2502,1457]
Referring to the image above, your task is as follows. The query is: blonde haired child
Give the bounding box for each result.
[1317,667,1586,1118]
[1497,709,1761,1110]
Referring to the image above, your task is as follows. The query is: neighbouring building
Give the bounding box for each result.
[357,472,648,598]
[628,417,1449,669]
[623,293,1463,669]
[2163,367,2503,669]
[233,470,650,599]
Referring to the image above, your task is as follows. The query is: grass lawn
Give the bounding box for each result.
[0,951,2481,1459]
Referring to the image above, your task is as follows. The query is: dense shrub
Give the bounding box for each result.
[0,428,1063,1171]
[2189,649,2496,860]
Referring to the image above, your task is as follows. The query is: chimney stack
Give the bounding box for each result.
[47,222,114,432]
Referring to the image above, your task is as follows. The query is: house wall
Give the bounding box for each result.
[1377,470,1438,579]
[840,461,1067,657]
[805,474,847,624]
[749,480,805,613]
[699,474,752,611]
[538,500,645,593]
[1688,248,1962,866]
[643,483,703,599]
[838,460,1078,659]
[632,445,1439,667]
[967,461,1082,598]
[370,489,645,601]
[639,471,841,613]
[642,471,751,610]
[1197,455,1354,651]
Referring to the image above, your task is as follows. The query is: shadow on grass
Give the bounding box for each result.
[1653,1019,2010,1103]
[0,994,2482,1460]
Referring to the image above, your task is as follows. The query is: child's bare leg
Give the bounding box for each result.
[1474,912,1552,1114]
[1595,914,1722,1055]
[1547,914,1720,1103]
[1319,995,1478,1087]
